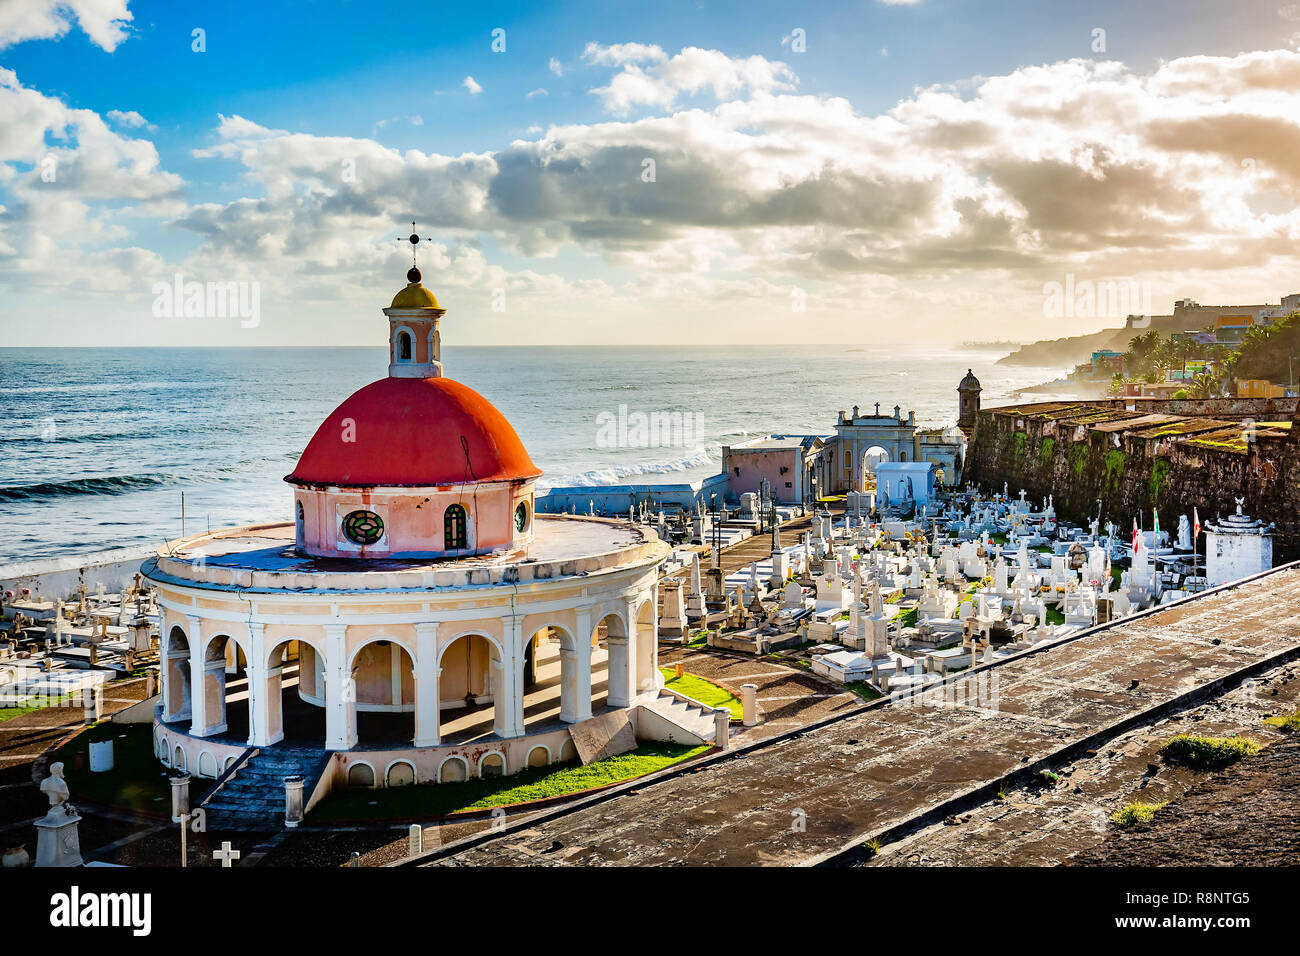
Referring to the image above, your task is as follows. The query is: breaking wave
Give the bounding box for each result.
[541,448,715,488]
[0,474,181,503]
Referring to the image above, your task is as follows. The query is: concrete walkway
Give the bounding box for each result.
[415,566,1300,866]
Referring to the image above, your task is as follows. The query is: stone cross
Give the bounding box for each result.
[213,841,241,867]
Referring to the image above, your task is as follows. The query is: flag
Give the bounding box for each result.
[1132,518,1140,556]
[1153,510,1159,545]
[1193,507,1201,539]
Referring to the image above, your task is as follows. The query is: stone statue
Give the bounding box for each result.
[1235,496,1245,516]
[40,763,73,818]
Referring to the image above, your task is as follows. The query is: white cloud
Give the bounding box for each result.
[526,88,548,98]
[16,43,1300,345]
[106,108,150,128]
[587,44,797,114]
[462,75,482,94]
[548,57,564,76]
[0,0,133,52]
[0,67,182,293]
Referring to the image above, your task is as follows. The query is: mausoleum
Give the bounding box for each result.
[143,262,670,819]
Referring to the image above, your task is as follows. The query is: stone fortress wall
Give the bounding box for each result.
[965,396,1300,562]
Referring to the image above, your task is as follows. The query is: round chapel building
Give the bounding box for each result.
[144,267,669,807]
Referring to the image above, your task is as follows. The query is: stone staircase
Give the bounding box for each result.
[639,690,719,745]
[200,746,329,832]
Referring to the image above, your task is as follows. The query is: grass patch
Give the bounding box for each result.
[50,723,205,815]
[0,694,76,723]
[312,742,708,821]
[1264,711,1300,732]
[1044,605,1065,626]
[1159,734,1262,769]
[892,607,918,628]
[844,681,883,702]
[1111,800,1169,827]
[660,667,742,719]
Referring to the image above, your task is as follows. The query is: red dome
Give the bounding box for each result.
[287,377,541,487]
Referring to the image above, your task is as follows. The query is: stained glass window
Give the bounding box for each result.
[514,501,529,533]
[342,510,384,545]
[444,504,468,550]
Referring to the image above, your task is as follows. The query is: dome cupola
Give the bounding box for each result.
[285,224,542,560]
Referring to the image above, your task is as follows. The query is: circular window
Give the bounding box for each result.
[342,510,384,545]
[514,501,529,533]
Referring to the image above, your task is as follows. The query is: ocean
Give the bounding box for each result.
[0,346,1066,562]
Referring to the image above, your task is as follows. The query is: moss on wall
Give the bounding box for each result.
[1148,458,1172,507]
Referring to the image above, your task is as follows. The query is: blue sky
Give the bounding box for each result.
[1,0,1298,346]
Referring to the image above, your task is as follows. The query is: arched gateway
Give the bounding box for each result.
[145,256,668,791]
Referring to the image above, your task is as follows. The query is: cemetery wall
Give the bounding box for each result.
[0,544,158,604]
[966,399,1300,562]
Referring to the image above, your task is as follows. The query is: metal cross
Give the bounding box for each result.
[396,220,434,267]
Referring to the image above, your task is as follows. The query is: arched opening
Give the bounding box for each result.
[527,746,550,768]
[348,639,416,748]
[162,626,191,724]
[173,745,186,772]
[479,751,505,778]
[258,639,327,748]
[444,504,468,550]
[438,756,468,783]
[295,500,305,542]
[862,445,890,492]
[198,751,217,779]
[591,612,630,708]
[196,634,247,737]
[436,634,502,743]
[347,763,376,788]
[397,330,413,362]
[386,761,416,787]
[521,624,600,731]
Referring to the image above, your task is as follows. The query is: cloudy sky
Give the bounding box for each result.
[1,0,1299,347]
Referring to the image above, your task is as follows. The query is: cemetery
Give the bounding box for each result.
[0,309,1288,865]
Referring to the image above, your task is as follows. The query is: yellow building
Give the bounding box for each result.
[1237,379,1287,398]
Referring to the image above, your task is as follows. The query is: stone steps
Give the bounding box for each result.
[200,747,325,832]
[647,691,717,741]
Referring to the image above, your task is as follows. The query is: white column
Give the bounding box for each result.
[624,596,643,699]
[565,607,593,723]
[186,615,209,737]
[606,618,631,709]
[245,623,278,747]
[413,622,440,747]
[323,624,356,751]
[497,616,525,738]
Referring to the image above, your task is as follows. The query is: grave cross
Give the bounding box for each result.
[213,841,241,867]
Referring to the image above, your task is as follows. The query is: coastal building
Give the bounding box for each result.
[723,435,828,506]
[144,263,670,813]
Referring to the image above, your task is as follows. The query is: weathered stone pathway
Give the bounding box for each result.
[413,566,1300,866]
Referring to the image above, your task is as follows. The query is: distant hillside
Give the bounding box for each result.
[995,327,1132,367]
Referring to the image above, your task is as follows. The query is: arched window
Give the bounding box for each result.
[397,330,412,361]
[444,504,468,550]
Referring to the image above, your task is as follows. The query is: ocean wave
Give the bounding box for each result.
[0,474,182,503]
[542,448,715,488]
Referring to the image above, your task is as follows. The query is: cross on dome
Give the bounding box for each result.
[396,219,435,275]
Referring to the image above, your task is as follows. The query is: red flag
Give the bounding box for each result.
[1132,518,1140,556]
[1193,508,1201,539]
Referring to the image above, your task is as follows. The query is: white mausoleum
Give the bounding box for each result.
[144,264,669,793]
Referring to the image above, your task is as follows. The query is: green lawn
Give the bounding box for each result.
[50,723,206,815]
[660,667,743,719]
[0,695,75,723]
[311,741,709,821]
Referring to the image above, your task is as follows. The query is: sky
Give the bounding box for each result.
[1,0,1299,347]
